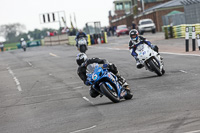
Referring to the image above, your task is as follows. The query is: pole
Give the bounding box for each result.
[141,0,144,12]
[192,26,196,51]
[197,34,200,50]
[185,27,189,52]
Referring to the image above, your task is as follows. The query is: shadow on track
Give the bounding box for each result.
[127,75,159,81]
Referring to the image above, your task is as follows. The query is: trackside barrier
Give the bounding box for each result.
[197,34,200,50]
[185,27,189,52]
[87,34,91,46]
[192,26,196,51]
[68,36,76,46]
[44,34,69,46]
[43,32,107,46]
[185,26,196,52]
[163,23,200,39]
[104,32,107,43]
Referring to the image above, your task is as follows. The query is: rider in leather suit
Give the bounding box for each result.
[76,53,130,98]
[129,29,159,68]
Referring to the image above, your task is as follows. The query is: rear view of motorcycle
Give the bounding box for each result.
[132,44,165,76]
[20,38,27,52]
[77,37,87,53]
[22,45,26,51]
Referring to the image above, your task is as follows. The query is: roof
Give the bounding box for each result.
[166,10,184,16]
[181,0,200,5]
[113,0,131,3]
[144,0,183,13]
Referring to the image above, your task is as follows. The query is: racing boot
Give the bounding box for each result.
[116,73,130,91]
[136,59,144,69]
[89,86,100,98]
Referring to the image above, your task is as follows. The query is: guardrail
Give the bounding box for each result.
[163,24,200,39]
[43,32,108,46]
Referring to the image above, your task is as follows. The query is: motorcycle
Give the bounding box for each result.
[132,44,165,76]
[86,63,133,103]
[77,37,87,53]
[21,44,26,51]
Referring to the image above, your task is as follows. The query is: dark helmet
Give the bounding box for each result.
[129,29,139,41]
[76,53,87,66]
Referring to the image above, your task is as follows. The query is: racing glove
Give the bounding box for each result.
[103,64,108,68]
[85,80,92,86]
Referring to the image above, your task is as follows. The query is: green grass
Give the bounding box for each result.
[3,39,41,51]
[4,42,18,49]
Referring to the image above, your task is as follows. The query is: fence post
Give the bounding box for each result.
[192,26,196,51]
[164,26,168,39]
[197,34,200,51]
[169,26,173,38]
[185,27,189,52]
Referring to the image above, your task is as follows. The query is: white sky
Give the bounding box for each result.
[0,0,115,41]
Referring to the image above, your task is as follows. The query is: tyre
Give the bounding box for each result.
[162,68,165,75]
[80,45,86,53]
[152,29,156,34]
[100,83,120,103]
[148,58,162,76]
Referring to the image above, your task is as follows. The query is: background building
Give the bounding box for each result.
[109,0,184,32]
[108,0,133,28]
[134,0,184,31]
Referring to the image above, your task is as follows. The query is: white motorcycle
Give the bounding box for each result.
[21,43,27,52]
[131,44,165,76]
[77,37,88,53]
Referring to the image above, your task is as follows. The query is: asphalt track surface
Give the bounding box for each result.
[0,33,200,133]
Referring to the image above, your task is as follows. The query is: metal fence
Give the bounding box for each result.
[181,0,200,24]
[162,13,186,26]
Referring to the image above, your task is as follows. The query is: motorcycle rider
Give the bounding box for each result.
[75,30,88,47]
[76,53,131,98]
[20,38,27,48]
[128,29,159,68]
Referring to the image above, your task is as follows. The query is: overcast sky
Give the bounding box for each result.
[0,0,115,41]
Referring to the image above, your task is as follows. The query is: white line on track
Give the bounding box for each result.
[161,52,200,57]
[83,97,94,105]
[26,61,33,67]
[7,67,22,91]
[69,125,96,133]
[180,70,188,73]
[49,53,60,57]
[184,130,200,133]
[73,86,83,89]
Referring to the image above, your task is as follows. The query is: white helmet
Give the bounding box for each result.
[76,53,87,66]
[20,38,24,41]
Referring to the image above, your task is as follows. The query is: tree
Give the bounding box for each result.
[0,23,26,42]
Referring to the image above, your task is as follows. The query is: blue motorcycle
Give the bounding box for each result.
[86,63,133,103]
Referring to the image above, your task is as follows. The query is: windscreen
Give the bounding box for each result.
[117,25,127,30]
[141,21,153,25]
[86,63,98,74]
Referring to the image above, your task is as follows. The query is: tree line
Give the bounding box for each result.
[0,23,57,43]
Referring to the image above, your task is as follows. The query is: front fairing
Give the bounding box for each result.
[86,64,124,98]
[136,44,155,61]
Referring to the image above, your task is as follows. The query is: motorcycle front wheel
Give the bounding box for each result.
[100,83,120,103]
[148,58,162,76]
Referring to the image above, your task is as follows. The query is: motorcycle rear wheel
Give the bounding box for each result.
[80,45,86,53]
[100,83,120,103]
